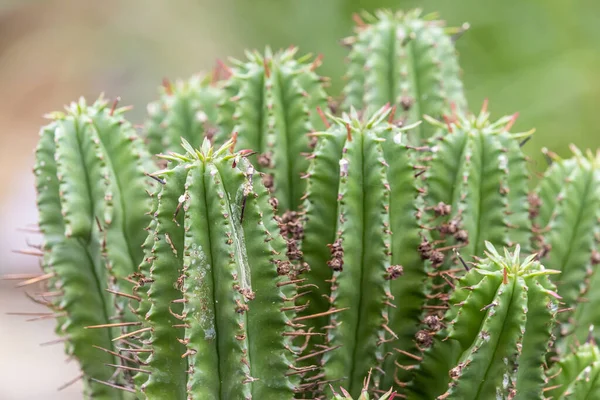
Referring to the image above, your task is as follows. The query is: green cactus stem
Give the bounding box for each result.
[532,147,600,348]
[32,96,155,398]
[298,107,426,398]
[342,9,467,144]
[409,243,559,400]
[216,47,329,212]
[145,74,222,155]
[546,342,600,399]
[418,105,532,309]
[131,139,304,399]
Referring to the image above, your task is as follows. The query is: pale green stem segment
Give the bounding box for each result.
[34,97,154,398]
[343,9,466,144]
[216,47,329,212]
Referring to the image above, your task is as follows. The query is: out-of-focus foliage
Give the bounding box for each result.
[1,0,599,176]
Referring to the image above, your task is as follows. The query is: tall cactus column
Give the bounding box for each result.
[299,108,426,398]
[342,9,467,143]
[32,97,155,398]
[145,74,223,155]
[131,139,306,399]
[418,107,532,311]
[532,147,600,349]
[216,47,329,212]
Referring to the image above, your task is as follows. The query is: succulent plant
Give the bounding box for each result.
[30,96,154,398]
[342,9,467,143]
[410,243,559,400]
[298,107,425,397]
[546,342,600,399]
[532,147,600,350]
[215,47,330,213]
[10,7,600,400]
[145,74,222,155]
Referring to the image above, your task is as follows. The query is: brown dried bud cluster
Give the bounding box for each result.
[385,264,404,280]
[276,260,292,276]
[433,202,451,217]
[257,152,274,168]
[327,239,344,272]
[528,193,541,220]
[415,329,433,348]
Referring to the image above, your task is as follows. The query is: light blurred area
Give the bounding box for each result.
[0,0,599,398]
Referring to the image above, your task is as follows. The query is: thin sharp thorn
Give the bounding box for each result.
[90,378,136,393]
[105,363,151,374]
[296,345,342,362]
[57,373,83,391]
[145,172,165,185]
[93,345,137,364]
[27,313,67,322]
[109,97,120,116]
[105,289,141,301]
[346,123,352,142]
[86,321,142,329]
[40,336,70,346]
[2,273,42,280]
[118,348,153,353]
[455,251,470,271]
[292,307,349,322]
[12,249,43,257]
[15,272,55,287]
[112,327,152,341]
[316,106,330,128]
[519,136,531,147]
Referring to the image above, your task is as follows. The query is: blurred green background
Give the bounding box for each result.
[0,0,598,398]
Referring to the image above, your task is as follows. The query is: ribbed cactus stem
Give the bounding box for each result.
[134,139,299,399]
[419,107,531,305]
[33,97,155,398]
[145,74,222,155]
[546,342,600,399]
[342,9,467,144]
[299,108,425,398]
[409,243,559,399]
[216,47,329,212]
[532,147,600,348]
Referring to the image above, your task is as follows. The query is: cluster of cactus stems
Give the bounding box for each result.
[8,7,600,400]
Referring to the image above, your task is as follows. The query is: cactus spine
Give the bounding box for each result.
[342,9,467,143]
[130,139,300,399]
[216,47,329,212]
[145,74,222,155]
[410,243,559,399]
[33,97,154,398]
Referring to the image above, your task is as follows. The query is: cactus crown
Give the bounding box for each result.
[11,7,600,400]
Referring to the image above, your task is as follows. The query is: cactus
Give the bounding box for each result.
[125,139,305,399]
[532,147,600,349]
[215,47,329,212]
[297,107,425,397]
[30,96,154,398]
[13,7,600,400]
[342,9,467,143]
[418,106,532,298]
[410,243,559,400]
[145,74,222,155]
[546,342,600,399]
